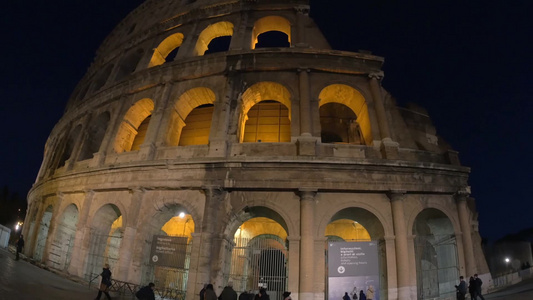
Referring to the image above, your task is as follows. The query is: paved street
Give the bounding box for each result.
[1,246,533,300]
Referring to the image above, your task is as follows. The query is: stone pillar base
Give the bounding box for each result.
[380,138,399,159]
[297,136,319,156]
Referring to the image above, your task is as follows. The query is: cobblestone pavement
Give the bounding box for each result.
[2,247,533,300]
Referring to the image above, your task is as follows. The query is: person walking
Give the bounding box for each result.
[15,235,24,260]
[366,285,374,300]
[219,282,237,300]
[343,292,351,300]
[455,276,467,300]
[468,277,477,300]
[95,263,112,300]
[135,282,155,300]
[204,284,218,300]
[359,290,366,300]
[474,274,485,300]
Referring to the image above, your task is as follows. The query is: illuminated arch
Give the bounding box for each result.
[194,21,234,56]
[114,98,154,153]
[149,33,184,67]
[167,87,216,146]
[318,84,372,145]
[252,16,291,49]
[240,82,292,143]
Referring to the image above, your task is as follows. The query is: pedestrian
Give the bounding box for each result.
[474,274,485,300]
[343,292,351,300]
[94,263,112,300]
[366,285,374,300]
[454,276,467,300]
[15,234,24,261]
[200,284,207,300]
[351,286,358,300]
[254,288,270,300]
[282,291,291,300]
[204,284,218,300]
[468,277,477,300]
[135,282,155,300]
[359,290,366,300]
[219,281,237,300]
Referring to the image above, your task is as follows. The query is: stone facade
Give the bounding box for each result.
[23,1,490,299]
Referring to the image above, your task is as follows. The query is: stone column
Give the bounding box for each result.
[92,96,128,167]
[287,236,301,300]
[42,193,64,265]
[185,232,203,300]
[67,190,95,277]
[298,189,316,299]
[116,187,144,281]
[177,22,199,58]
[25,198,44,257]
[369,73,399,158]
[388,191,411,300]
[139,84,172,160]
[297,69,318,156]
[294,7,310,47]
[456,188,476,276]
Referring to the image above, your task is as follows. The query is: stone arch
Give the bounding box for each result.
[115,48,144,81]
[194,21,234,56]
[92,64,114,92]
[57,124,82,168]
[85,203,123,279]
[48,203,79,271]
[34,205,54,261]
[78,112,110,161]
[167,87,216,146]
[113,98,154,153]
[149,33,184,67]
[405,198,462,237]
[240,82,292,143]
[252,16,291,49]
[412,208,459,299]
[318,84,372,145]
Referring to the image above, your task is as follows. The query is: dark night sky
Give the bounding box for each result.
[0,0,531,241]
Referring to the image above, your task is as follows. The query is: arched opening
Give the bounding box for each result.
[240,82,292,143]
[92,64,114,92]
[140,204,194,294]
[320,103,364,144]
[413,209,459,300]
[194,21,234,56]
[252,16,291,49]
[149,33,184,67]
[78,112,110,161]
[114,98,154,153]
[115,48,144,81]
[58,125,82,168]
[326,208,387,300]
[166,87,216,147]
[85,204,122,280]
[226,207,289,300]
[319,84,372,145]
[48,204,79,271]
[34,205,53,262]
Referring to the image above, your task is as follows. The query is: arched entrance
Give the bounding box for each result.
[48,204,79,270]
[325,208,387,300]
[413,209,459,300]
[85,204,123,280]
[34,205,53,261]
[226,207,289,300]
[140,204,194,297]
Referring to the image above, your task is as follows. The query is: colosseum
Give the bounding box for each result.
[22,0,490,299]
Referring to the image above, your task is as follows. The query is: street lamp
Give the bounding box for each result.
[505,257,511,274]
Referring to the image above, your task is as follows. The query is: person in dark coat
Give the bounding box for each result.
[474,274,485,300]
[136,282,155,300]
[219,282,237,300]
[15,235,24,260]
[359,290,366,300]
[468,277,477,300]
[254,288,270,300]
[200,284,207,300]
[282,291,292,300]
[454,276,467,300]
[343,292,351,300]
[95,264,112,300]
[204,284,218,300]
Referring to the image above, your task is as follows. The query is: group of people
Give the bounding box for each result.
[343,285,374,300]
[200,282,291,300]
[455,274,485,300]
[93,264,156,300]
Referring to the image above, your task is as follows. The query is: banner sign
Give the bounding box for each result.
[328,241,380,300]
[149,235,188,268]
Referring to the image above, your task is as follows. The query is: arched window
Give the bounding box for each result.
[92,64,114,92]
[115,48,144,81]
[114,98,154,153]
[149,33,184,67]
[167,87,216,146]
[240,82,292,143]
[78,112,110,161]
[318,84,372,145]
[57,125,82,168]
[252,16,291,49]
[194,21,234,56]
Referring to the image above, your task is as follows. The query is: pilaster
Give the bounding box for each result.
[298,188,317,299]
[387,191,411,300]
[456,187,476,276]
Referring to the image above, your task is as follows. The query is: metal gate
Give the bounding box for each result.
[415,234,459,300]
[86,228,122,280]
[228,236,288,300]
